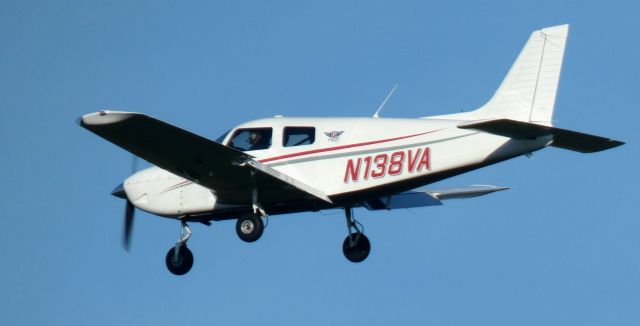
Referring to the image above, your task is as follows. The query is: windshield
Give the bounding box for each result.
[215,129,231,143]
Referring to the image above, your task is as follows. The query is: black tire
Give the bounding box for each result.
[342,233,371,263]
[236,214,264,243]
[165,245,194,275]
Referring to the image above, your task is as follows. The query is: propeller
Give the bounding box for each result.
[123,200,135,251]
[112,155,140,251]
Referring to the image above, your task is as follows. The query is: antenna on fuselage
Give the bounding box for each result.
[373,84,398,118]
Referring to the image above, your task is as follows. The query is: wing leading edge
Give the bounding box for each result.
[78,111,332,205]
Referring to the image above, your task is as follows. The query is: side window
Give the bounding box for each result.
[227,128,272,151]
[283,127,315,147]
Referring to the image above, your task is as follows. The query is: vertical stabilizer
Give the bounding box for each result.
[473,25,569,124]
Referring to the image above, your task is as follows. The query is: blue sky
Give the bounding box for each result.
[1,1,638,325]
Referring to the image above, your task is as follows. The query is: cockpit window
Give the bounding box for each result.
[227,128,272,151]
[215,129,231,143]
[283,127,315,147]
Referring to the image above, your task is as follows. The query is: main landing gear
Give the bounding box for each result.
[342,208,370,263]
[235,213,265,242]
[163,208,370,275]
[235,192,267,242]
[165,220,194,275]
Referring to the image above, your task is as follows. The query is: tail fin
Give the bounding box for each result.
[473,24,569,124]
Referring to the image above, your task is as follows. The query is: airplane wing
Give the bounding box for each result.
[364,185,508,210]
[458,119,624,153]
[78,111,332,205]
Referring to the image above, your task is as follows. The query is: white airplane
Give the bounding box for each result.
[79,24,623,275]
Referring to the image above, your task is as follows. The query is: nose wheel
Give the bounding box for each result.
[342,208,371,263]
[165,220,194,275]
[166,245,193,275]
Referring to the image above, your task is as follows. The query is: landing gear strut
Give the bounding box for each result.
[342,208,370,263]
[165,220,194,275]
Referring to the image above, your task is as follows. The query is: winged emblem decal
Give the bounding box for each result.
[323,130,344,142]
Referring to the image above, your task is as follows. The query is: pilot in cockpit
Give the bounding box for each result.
[248,130,269,151]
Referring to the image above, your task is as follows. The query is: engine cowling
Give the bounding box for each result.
[123,167,216,216]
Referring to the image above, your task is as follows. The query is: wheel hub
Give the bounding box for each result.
[165,245,194,276]
[171,255,183,266]
[241,220,255,234]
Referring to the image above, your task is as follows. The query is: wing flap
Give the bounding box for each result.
[79,111,331,205]
[458,118,624,153]
[244,159,332,203]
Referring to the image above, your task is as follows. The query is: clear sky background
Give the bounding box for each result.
[1,1,637,325]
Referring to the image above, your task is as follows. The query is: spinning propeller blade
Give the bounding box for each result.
[123,200,135,251]
[111,155,141,252]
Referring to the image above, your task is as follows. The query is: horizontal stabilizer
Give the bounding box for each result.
[364,185,508,210]
[458,119,624,153]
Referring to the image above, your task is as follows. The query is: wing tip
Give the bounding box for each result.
[77,110,138,127]
[611,139,626,147]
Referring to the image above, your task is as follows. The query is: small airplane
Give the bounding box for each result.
[79,24,623,275]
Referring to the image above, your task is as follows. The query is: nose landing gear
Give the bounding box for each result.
[165,220,194,275]
[342,208,371,263]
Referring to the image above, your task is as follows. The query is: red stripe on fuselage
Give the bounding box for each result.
[259,128,444,164]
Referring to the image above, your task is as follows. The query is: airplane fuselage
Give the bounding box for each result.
[123,117,551,220]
